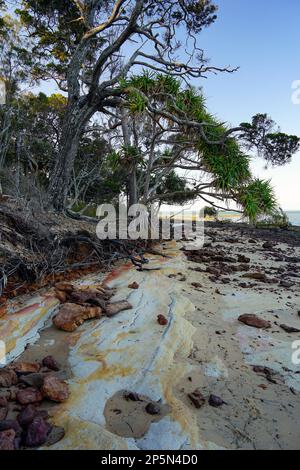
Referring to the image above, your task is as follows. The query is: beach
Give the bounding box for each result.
[0,222,299,449]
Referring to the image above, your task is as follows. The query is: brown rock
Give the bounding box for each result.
[0,419,22,434]
[128,282,139,289]
[41,375,69,402]
[42,355,60,371]
[238,314,271,329]
[19,373,44,388]
[10,361,40,374]
[0,406,8,421]
[280,324,300,333]
[0,396,8,407]
[53,302,102,332]
[44,425,65,447]
[145,403,160,415]
[0,429,16,450]
[54,282,74,293]
[17,404,49,429]
[0,368,18,388]
[279,280,295,288]
[68,289,106,308]
[188,389,206,409]
[105,300,132,317]
[242,272,267,282]
[124,391,141,402]
[208,394,226,407]
[157,314,168,326]
[16,388,43,405]
[25,416,52,448]
[54,290,67,303]
[237,254,251,263]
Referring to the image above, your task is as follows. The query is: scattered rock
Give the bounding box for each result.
[237,254,251,263]
[10,362,40,375]
[124,391,141,402]
[263,241,275,250]
[16,388,43,405]
[208,394,226,407]
[188,389,206,409]
[0,396,8,407]
[157,314,168,326]
[191,282,203,289]
[248,239,257,244]
[54,282,74,293]
[41,375,69,402]
[0,419,22,434]
[0,429,16,450]
[53,302,102,332]
[242,272,268,282]
[145,403,160,415]
[54,290,67,303]
[68,289,106,308]
[280,324,300,333]
[105,300,132,317]
[42,355,60,371]
[24,416,51,448]
[253,365,278,384]
[0,368,18,388]
[279,280,295,288]
[44,425,65,447]
[128,282,139,289]
[19,373,44,389]
[0,406,8,421]
[238,314,271,329]
[17,405,38,428]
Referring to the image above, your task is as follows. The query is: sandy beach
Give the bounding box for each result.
[0,222,299,450]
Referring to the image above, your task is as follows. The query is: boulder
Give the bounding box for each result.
[53,302,102,332]
[0,429,16,450]
[16,388,43,405]
[105,300,132,317]
[10,362,40,374]
[42,355,60,371]
[24,416,51,448]
[238,314,271,329]
[41,375,69,402]
[0,368,18,388]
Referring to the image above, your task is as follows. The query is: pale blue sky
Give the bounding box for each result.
[190,0,300,210]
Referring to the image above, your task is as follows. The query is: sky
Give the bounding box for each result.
[185,0,300,210]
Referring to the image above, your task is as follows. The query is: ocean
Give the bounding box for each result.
[286,211,300,227]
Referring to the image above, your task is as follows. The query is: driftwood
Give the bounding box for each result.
[0,201,151,299]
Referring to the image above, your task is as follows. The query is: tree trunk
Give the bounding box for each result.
[47,101,93,211]
[121,109,137,206]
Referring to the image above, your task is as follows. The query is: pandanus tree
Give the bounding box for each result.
[101,72,299,221]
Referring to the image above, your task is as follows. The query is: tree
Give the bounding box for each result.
[16,0,225,210]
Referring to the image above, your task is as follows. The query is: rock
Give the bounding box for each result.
[54,282,74,293]
[17,405,38,428]
[279,280,295,288]
[253,365,278,384]
[0,368,18,388]
[24,416,51,448]
[188,389,206,409]
[10,362,40,375]
[238,314,271,329]
[53,302,102,332]
[157,314,168,326]
[19,373,44,388]
[208,394,226,407]
[17,405,49,429]
[280,324,300,333]
[42,355,60,371]
[128,282,139,289]
[0,396,7,407]
[16,388,43,405]
[44,425,65,447]
[68,289,106,308]
[237,254,251,263]
[105,300,132,317]
[0,406,8,421]
[248,239,257,244]
[41,375,69,402]
[0,420,22,434]
[0,429,16,450]
[206,267,220,276]
[191,282,203,289]
[145,403,161,415]
[242,272,267,282]
[124,391,141,402]
[262,241,275,250]
[54,290,67,303]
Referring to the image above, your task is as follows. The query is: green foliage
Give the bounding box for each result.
[204,206,217,217]
[238,179,277,223]
[157,171,195,205]
[256,208,291,229]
